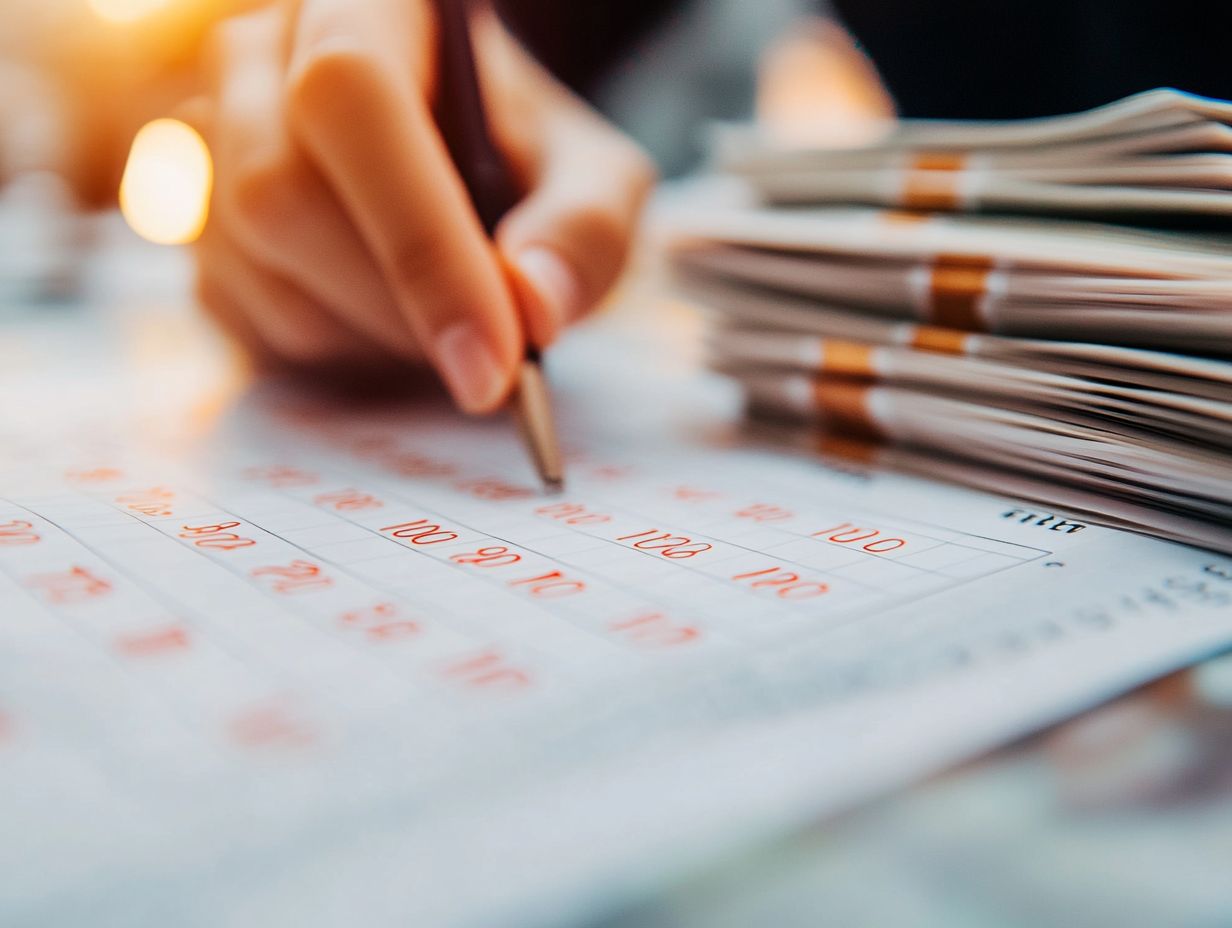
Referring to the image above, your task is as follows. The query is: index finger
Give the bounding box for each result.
[286,0,523,413]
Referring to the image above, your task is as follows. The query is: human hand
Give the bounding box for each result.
[195,0,656,411]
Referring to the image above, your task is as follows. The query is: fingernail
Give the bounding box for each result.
[433,322,508,413]
[514,247,582,336]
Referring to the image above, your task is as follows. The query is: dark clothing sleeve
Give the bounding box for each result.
[494,0,684,98]
[496,0,1231,119]
[833,0,1232,119]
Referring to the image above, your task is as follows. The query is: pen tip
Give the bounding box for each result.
[543,477,565,495]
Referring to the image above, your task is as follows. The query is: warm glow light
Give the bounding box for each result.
[757,19,896,148]
[120,118,213,246]
[88,0,175,24]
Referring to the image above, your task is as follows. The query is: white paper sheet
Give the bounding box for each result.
[2,240,1231,928]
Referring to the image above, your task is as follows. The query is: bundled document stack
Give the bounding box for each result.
[668,90,1232,553]
[717,88,1232,221]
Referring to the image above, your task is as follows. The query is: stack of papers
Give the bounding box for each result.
[672,209,1232,350]
[667,93,1232,553]
[718,88,1232,220]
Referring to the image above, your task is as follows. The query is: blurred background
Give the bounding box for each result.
[0,0,896,267]
[0,0,892,302]
[0,0,254,301]
[0,0,871,192]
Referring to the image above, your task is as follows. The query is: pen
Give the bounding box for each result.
[432,0,565,492]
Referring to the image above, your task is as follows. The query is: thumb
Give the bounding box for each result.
[496,115,656,348]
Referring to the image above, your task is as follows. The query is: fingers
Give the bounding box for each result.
[478,22,658,348]
[195,0,655,404]
[208,7,419,360]
[196,227,382,367]
[194,273,282,373]
[496,109,657,348]
[286,0,524,414]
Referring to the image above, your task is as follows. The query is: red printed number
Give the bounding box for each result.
[732,567,829,600]
[455,478,534,501]
[339,603,421,641]
[65,467,124,484]
[380,519,459,545]
[813,522,906,553]
[508,570,586,598]
[673,486,721,502]
[617,529,713,560]
[535,502,611,526]
[251,560,333,594]
[736,503,794,523]
[609,613,700,648]
[0,520,40,547]
[314,488,384,512]
[179,521,256,550]
[116,487,176,517]
[450,546,523,568]
[26,566,112,604]
[443,651,532,690]
[116,626,191,656]
[229,705,316,749]
[242,465,319,488]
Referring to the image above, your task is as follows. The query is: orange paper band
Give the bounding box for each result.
[819,340,876,379]
[901,173,961,211]
[815,433,882,465]
[911,152,967,172]
[812,381,882,439]
[900,152,968,211]
[909,325,971,355]
[928,255,994,331]
[882,210,933,225]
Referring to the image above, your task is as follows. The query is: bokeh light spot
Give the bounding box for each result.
[120,118,213,246]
